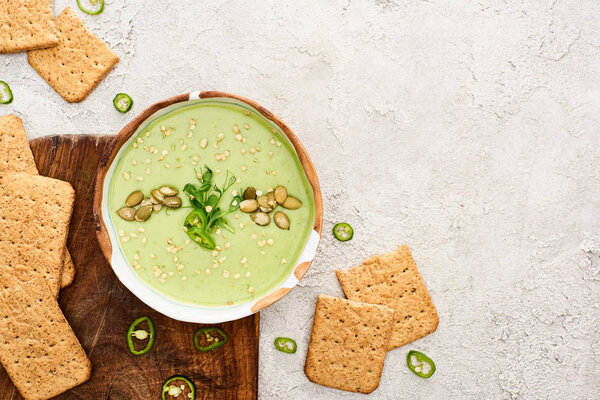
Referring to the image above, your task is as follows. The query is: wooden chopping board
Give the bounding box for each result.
[0,135,259,400]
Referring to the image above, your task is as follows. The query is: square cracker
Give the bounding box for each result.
[304,294,394,394]
[336,245,439,350]
[28,7,119,103]
[0,279,91,400]
[0,0,58,54]
[0,114,76,288]
[0,172,74,297]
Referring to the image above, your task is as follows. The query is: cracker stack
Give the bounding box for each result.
[0,114,91,399]
[1,1,118,102]
[305,245,438,394]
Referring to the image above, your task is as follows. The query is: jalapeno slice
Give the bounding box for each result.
[406,350,436,378]
[193,327,228,352]
[0,81,13,104]
[76,0,104,15]
[162,375,195,400]
[186,227,216,250]
[274,337,297,354]
[333,222,353,241]
[127,316,155,355]
[113,93,133,113]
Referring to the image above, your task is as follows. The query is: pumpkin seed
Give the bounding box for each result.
[163,196,182,209]
[126,191,143,207]
[243,187,256,200]
[135,206,153,222]
[151,189,165,203]
[159,186,179,196]
[274,185,287,204]
[153,203,163,212]
[149,196,160,205]
[274,211,290,230]
[251,212,271,226]
[267,192,278,208]
[117,207,136,221]
[240,199,259,213]
[257,195,269,209]
[140,198,153,208]
[282,196,302,210]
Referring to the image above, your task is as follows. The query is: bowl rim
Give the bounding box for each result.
[92,91,323,323]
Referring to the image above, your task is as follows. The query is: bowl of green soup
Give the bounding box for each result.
[93,91,323,323]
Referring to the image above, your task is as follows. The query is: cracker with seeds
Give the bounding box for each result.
[336,245,439,350]
[0,278,91,400]
[0,114,76,288]
[0,172,74,297]
[304,295,394,394]
[28,7,119,103]
[0,0,58,54]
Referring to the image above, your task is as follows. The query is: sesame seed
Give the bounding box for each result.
[134,254,140,260]
[136,176,143,182]
[216,228,222,235]
[243,262,249,268]
[245,271,251,277]
[236,178,241,183]
[122,172,130,180]
[132,160,137,166]
[239,223,245,229]
[251,233,257,239]
[249,148,257,154]
[235,134,242,141]
[212,250,219,257]
[206,268,212,275]
[256,190,263,196]
[282,258,287,264]
[200,138,208,148]
[206,205,213,212]
[241,257,247,264]
[168,271,174,276]
[260,250,266,255]
[244,123,250,129]
[163,163,170,168]
[130,233,138,238]
[182,276,188,280]
[242,165,248,171]
[258,240,266,247]
[233,126,240,133]
[223,270,230,278]
[141,237,147,243]
[213,142,219,149]
[187,131,193,138]
[151,253,156,258]
[145,158,152,163]
[248,287,254,294]
[234,273,240,279]
[267,239,274,246]
[241,149,247,155]
[137,137,144,144]
[225,242,231,249]
[145,168,151,174]
[218,133,225,141]
[118,230,125,236]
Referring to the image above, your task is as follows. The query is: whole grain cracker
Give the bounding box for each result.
[304,294,394,394]
[0,0,58,54]
[0,114,76,288]
[28,7,119,103]
[0,278,91,400]
[0,172,74,297]
[336,244,439,350]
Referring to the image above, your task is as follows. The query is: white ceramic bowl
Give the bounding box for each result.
[93,91,323,323]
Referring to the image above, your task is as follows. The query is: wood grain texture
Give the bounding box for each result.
[0,135,258,400]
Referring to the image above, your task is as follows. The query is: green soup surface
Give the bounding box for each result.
[109,100,315,306]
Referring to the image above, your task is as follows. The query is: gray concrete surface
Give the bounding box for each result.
[2,0,599,398]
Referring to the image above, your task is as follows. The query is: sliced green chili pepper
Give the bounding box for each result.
[186,227,216,250]
[274,337,297,354]
[406,350,436,378]
[76,0,104,15]
[184,210,207,229]
[193,327,228,352]
[333,222,353,242]
[0,81,13,104]
[127,316,155,356]
[113,93,133,113]
[162,375,195,400]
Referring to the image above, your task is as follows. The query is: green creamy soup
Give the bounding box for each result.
[109,100,315,306]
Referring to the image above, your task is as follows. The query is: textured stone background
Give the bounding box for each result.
[2,0,600,398]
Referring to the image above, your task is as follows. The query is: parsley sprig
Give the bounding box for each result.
[183,165,243,250]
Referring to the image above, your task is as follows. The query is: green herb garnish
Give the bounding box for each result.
[183,165,243,250]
